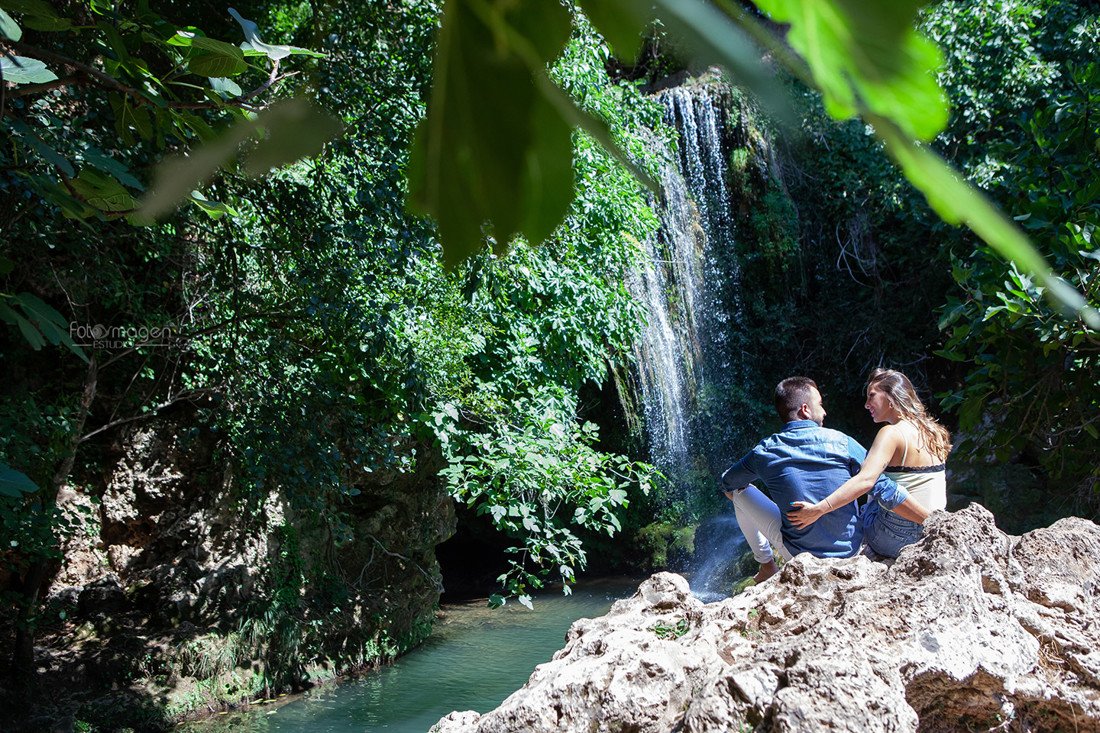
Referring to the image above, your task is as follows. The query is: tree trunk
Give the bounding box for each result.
[12,357,97,674]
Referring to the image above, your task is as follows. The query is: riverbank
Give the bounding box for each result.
[3,577,648,732]
[2,610,421,732]
[175,577,645,732]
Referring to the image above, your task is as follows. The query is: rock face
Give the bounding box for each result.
[432,504,1100,732]
[18,413,455,728]
[51,416,454,639]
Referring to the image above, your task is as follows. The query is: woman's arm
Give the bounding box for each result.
[787,425,900,529]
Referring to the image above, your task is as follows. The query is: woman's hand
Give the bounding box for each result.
[787,500,825,529]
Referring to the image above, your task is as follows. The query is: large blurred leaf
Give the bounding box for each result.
[243,102,343,176]
[581,0,791,122]
[141,99,341,220]
[755,0,947,141]
[575,0,651,60]
[407,0,574,268]
[653,0,791,120]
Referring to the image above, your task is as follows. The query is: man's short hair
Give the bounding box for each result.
[775,376,818,421]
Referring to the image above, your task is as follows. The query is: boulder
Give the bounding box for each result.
[432,504,1100,732]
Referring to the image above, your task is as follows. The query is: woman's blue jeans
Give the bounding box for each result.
[863,501,922,558]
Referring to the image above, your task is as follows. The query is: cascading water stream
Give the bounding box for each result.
[630,84,750,598]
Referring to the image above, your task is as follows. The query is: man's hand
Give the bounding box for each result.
[787,500,825,529]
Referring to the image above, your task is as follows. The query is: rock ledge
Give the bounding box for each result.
[433,504,1100,732]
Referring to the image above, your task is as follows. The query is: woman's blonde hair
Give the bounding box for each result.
[866,368,952,462]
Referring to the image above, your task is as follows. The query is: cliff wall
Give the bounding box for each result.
[6,414,455,730]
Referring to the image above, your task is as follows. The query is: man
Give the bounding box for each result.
[721,376,929,582]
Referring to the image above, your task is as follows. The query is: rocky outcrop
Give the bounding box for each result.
[433,504,1100,732]
[15,413,455,729]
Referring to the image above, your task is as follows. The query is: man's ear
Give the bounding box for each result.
[795,402,810,419]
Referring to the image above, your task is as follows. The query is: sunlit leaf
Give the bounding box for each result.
[228,7,324,60]
[755,0,947,140]
[210,76,243,98]
[243,101,343,177]
[189,189,239,220]
[0,7,21,40]
[0,54,57,84]
[167,28,199,46]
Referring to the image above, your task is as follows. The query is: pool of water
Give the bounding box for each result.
[182,576,645,733]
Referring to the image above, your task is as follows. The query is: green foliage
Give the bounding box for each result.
[0,1,335,226]
[647,617,690,639]
[407,0,576,267]
[443,391,654,598]
[929,0,1100,510]
[634,522,695,571]
[757,0,948,141]
[408,0,1096,326]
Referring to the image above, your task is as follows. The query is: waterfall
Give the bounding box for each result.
[629,83,749,598]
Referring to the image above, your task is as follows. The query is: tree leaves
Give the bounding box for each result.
[140,98,342,220]
[186,37,248,77]
[70,168,137,213]
[0,293,88,361]
[0,54,57,84]
[0,7,21,40]
[0,464,38,498]
[228,7,325,60]
[872,115,1100,328]
[756,0,948,141]
[407,0,575,268]
[0,0,70,32]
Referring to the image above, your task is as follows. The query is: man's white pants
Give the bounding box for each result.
[730,484,794,564]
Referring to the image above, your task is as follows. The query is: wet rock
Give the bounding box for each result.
[432,504,1100,733]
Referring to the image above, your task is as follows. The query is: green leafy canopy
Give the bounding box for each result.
[405,0,1098,326]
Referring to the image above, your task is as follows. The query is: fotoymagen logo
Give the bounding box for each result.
[70,322,179,350]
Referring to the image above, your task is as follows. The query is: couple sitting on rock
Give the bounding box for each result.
[721,371,951,583]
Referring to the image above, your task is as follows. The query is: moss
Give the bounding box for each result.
[635,522,696,571]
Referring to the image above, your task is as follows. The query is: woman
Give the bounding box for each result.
[787,368,951,557]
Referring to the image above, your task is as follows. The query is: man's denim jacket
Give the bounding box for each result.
[721,420,910,558]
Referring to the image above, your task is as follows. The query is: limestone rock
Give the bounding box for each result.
[432,504,1100,732]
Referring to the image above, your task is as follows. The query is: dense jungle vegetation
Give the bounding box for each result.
[0,0,1097,723]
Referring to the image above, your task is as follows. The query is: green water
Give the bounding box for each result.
[185,577,642,732]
